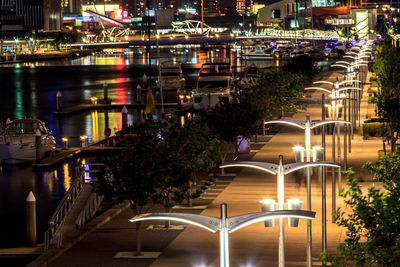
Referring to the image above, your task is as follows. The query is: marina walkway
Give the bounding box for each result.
[33,70,382,267]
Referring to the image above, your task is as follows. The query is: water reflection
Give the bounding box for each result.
[0,45,277,249]
[0,161,80,248]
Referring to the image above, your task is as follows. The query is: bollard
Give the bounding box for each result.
[136,84,142,104]
[35,129,41,163]
[80,135,88,149]
[122,106,128,129]
[62,137,68,150]
[103,82,108,101]
[56,91,62,112]
[26,191,37,247]
[260,199,275,227]
[90,96,98,105]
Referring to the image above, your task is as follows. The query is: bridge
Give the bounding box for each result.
[67,29,339,49]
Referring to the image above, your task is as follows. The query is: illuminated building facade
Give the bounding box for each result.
[204,0,221,16]
[62,0,82,14]
[237,0,253,14]
[0,0,62,32]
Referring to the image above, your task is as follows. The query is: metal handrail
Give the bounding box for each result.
[75,191,104,229]
[44,167,85,250]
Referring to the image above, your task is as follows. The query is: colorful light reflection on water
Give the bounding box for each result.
[0,45,276,248]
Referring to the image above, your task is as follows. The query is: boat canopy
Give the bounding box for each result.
[5,119,47,135]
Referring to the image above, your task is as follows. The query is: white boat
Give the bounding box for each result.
[0,118,56,163]
[289,48,306,58]
[242,46,273,60]
[193,63,234,111]
[156,60,186,91]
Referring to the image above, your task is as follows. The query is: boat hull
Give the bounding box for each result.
[0,136,55,162]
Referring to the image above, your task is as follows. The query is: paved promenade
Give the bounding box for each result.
[38,70,381,267]
[149,71,381,266]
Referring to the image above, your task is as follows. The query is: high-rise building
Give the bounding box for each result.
[204,0,221,16]
[43,0,62,30]
[0,0,61,32]
[62,0,82,14]
[237,0,253,14]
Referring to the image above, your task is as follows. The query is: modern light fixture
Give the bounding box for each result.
[130,203,315,267]
[263,115,347,267]
[220,155,339,267]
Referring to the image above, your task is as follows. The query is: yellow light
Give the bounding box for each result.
[62,137,68,142]
[90,96,98,105]
[179,94,184,99]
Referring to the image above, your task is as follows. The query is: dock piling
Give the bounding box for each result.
[26,191,37,247]
[56,91,62,112]
[122,106,128,129]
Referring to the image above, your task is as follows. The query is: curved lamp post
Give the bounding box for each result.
[130,203,315,267]
[220,155,339,267]
[263,115,349,267]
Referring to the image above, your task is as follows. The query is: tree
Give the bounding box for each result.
[161,118,219,207]
[92,120,191,252]
[203,87,266,170]
[323,151,400,266]
[92,143,158,256]
[373,42,400,152]
[203,70,306,172]
[256,70,307,119]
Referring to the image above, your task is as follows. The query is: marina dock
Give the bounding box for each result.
[53,103,193,116]
[31,137,131,170]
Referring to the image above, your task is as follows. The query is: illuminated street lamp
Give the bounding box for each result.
[220,155,339,267]
[130,203,315,267]
[264,115,349,267]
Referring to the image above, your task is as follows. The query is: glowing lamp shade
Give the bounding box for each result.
[90,96,98,105]
[287,199,303,227]
[260,199,275,227]
[312,146,324,162]
[293,146,305,163]
[62,137,68,149]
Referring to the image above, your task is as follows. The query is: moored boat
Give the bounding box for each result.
[0,118,56,163]
[156,60,186,91]
[193,63,234,111]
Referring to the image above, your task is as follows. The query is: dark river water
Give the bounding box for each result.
[0,45,279,248]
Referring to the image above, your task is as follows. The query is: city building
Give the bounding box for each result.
[257,0,297,28]
[204,0,221,16]
[62,0,82,14]
[237,0,253,14]
[0,0,62,34]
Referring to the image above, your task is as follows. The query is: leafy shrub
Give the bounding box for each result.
[361,122,390,138]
